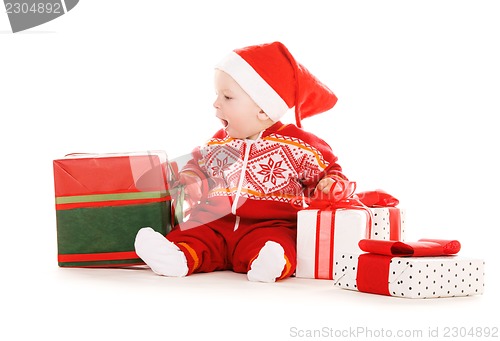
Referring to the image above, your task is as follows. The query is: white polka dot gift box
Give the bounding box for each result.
[368,207,406,241]
[356,190,406,241]
[333,239,485,298]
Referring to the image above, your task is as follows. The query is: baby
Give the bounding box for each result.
[135,41,348,282]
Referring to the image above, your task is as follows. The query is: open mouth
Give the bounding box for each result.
[220,118,229,129]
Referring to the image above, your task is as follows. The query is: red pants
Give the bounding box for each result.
[167,214,297,279]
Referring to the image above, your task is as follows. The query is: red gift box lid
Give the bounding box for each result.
[53,151,169,197]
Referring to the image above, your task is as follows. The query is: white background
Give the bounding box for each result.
[1,1,499,340]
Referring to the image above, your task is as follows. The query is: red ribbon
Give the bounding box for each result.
[387,207,401,240]
[356,189,399,207]
[356,238,461,296]
[357,254,392,296]
[358,239,461,257]
[293,180,364,209]
[292,180,372,233]
[58,251,141,263]
[314,210,336,279]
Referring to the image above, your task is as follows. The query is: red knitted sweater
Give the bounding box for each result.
[183,121,347,222]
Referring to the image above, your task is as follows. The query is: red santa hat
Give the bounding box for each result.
[215,41,337,127]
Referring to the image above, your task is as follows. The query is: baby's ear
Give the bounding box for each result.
[257,110,271,121]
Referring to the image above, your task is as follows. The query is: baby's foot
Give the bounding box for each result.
[134,227,188,277]
[247,241,286,283]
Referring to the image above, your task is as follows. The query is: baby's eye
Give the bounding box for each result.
[224,95,232,100]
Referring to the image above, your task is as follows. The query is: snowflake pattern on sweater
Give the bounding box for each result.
[187,123,345,204]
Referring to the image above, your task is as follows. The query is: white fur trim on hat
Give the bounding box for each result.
[215,52,290,122]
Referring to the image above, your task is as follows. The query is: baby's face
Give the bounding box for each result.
[213,70,269,140]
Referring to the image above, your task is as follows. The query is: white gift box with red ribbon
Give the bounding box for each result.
[296,208,371,279]
[295,187,406,280]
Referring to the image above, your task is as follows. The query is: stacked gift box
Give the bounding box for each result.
[53,151,173,267]
[333,239,485,298]
[295,184,484,298]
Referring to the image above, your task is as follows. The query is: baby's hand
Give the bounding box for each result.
[314,178,354,201]
[315,177,336,195]
[179,171,203,206]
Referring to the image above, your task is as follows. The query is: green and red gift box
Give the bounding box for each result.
[53,151,173,267]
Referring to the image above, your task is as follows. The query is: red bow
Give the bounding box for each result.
[355,189,399,207]
[358,239,461,257]
[291,180,364,210]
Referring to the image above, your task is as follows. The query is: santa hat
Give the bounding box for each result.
[215,41,337,127]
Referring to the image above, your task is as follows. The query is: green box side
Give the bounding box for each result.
[56,201,171,255]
